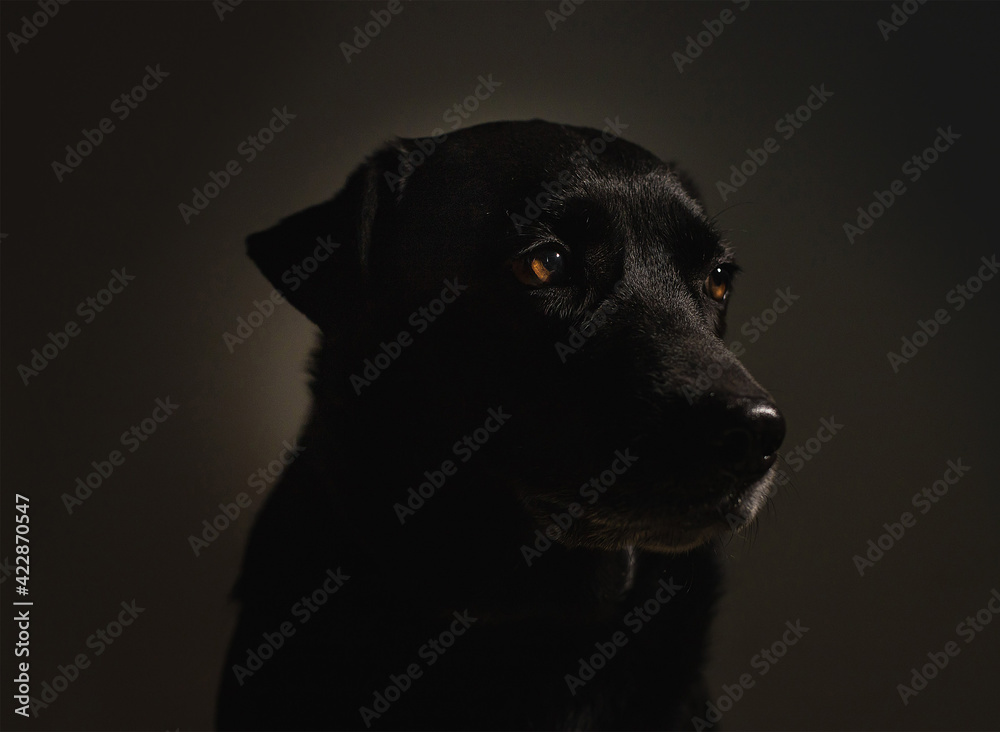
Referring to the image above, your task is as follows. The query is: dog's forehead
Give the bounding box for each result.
[388,121,718,266]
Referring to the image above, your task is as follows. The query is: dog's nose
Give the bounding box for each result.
[713,398,786,478]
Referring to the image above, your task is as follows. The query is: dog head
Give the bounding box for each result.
[247,119,784,554]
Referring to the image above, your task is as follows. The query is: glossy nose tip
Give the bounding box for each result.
[750,401,786,458]
[714,399,786,478]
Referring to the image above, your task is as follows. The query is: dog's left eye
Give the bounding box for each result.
[512,248,567,287]
[705,267,732,303]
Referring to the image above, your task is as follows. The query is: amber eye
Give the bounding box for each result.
[513,248,567,287]
[705,266,732,303]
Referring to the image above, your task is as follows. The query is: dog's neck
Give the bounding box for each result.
[282,397,715,631]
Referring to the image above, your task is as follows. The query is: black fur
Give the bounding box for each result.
[216,120,785,730]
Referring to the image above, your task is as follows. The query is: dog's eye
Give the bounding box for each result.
[513,249,567,287]
[705,267,732,303]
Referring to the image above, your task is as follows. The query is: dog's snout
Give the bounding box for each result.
[713,398,786,478]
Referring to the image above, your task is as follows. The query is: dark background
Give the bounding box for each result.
[2,1,998,730]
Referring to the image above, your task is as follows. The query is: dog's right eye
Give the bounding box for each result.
[512,248,567,287]
[705,266,733,303]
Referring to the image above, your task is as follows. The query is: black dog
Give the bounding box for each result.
[216,119,785,731]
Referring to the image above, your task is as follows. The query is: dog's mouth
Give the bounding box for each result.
[519,463,777,554]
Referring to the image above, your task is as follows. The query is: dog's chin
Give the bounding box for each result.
[531,470,776,554]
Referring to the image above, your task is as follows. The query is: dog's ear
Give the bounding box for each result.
[246,145,402,328]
